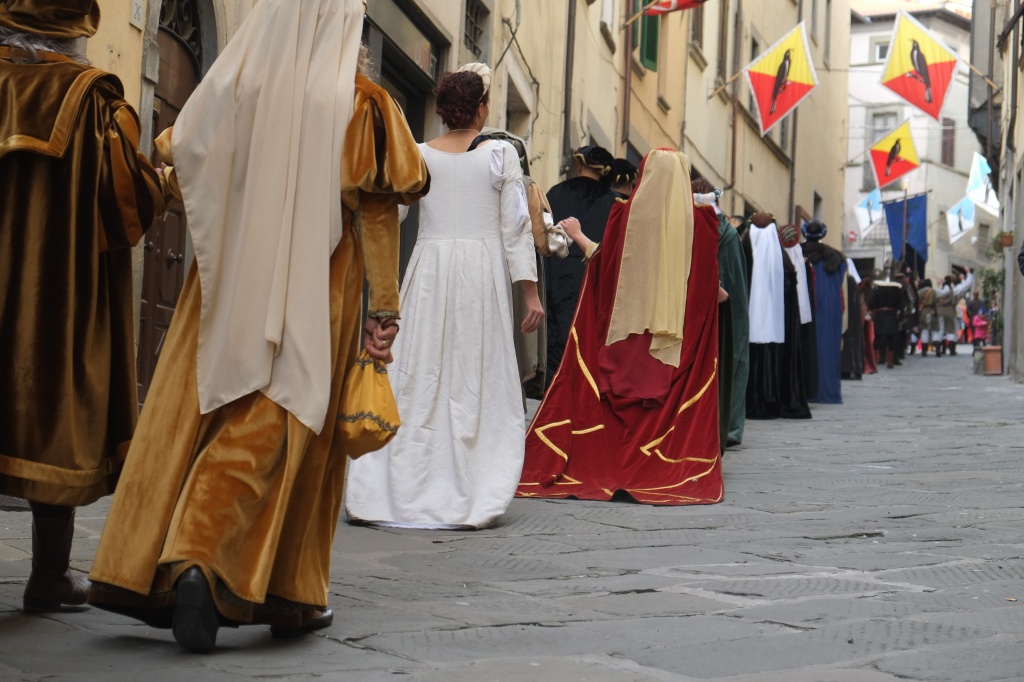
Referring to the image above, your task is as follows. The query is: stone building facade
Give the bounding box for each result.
[84,0,853,395]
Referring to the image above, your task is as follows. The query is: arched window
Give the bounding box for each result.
[160,0,203,75]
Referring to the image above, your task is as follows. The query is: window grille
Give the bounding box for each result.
[464,0,487,59]
[716,0,730,82]
[941,118,955,166]
[691,6,704,48]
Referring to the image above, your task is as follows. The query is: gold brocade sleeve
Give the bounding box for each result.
[153,127,182,201]
[342,76,430,317]
[96,104,166,251]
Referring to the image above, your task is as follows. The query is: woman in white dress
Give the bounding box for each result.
[345,63,543,529]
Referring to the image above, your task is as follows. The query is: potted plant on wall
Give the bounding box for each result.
[978,266,1004,375]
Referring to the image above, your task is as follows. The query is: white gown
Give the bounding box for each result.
[344,140,536,529]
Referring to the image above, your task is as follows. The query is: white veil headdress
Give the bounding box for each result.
[171,0,364,434]
[606,149,695,367]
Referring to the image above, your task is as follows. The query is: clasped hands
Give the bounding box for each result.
[364,317,399,362]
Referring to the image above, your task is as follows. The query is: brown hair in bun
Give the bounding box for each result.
[434,71,489,129]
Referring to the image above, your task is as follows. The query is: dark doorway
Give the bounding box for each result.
[136,5,205,403]
[363,1,446,282]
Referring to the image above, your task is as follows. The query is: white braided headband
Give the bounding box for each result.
[457,62,491,98]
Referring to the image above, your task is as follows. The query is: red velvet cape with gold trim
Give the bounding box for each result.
[517,198,723,505]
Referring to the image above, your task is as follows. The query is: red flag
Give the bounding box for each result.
[645,0,709,15]
[744,23,818,136]
[880,12,958,120]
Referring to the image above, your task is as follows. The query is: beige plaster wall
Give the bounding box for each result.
[682,0,733,189]
[482,0,566,190]
[627,10,687,155]
[86,0,148,108]
[792,0,850,251]
[687,0,850,253]
[570,0,622,159]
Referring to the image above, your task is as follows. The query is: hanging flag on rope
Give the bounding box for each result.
[855,188,883,236]
[644,0,710,14]
[744,22,818,136]
[880,11,959,120]
[870,119,920,189]
[883,193,929,271]
[966,152,1000,216]
[946,196,975,244]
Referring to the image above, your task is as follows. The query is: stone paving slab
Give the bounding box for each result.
[2,346,1024,680]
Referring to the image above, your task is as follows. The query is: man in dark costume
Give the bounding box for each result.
[801,221,847,404]
[744,213,811,420]
[610,157,638,199]
[544,145,617,386]
[897,269,919,360]
[841,261,866,380]
[869,281,905,369]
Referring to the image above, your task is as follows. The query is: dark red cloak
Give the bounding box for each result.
[516,197,723,505]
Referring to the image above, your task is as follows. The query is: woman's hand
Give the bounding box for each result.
[364,317,399,363]
[717,286,729,304]
[559,217,583,241]
[520,281,545,334]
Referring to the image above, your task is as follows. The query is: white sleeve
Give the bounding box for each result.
[953,271,974,297]
[846,257,862,284]
[491,142,536,283]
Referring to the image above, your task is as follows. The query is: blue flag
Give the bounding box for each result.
[884,194,928,269]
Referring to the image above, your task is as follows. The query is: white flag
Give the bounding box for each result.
[946,196,975,244]
[855,189,883,236]
[966,152,1000,216]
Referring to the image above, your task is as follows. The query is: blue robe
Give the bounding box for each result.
[805,242,847,404]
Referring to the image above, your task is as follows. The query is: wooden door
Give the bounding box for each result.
[136,30,199,403]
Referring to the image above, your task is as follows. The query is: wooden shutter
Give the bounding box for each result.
[641,14,660,71]
[717,0,730,81]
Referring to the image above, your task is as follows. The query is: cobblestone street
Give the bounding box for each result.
[2,347,1023,681]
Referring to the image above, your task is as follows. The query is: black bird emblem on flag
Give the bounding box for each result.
[770,50,791,115]
[885,138,902,176]
[909,40,932,103]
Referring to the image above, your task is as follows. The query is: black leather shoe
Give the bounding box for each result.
[172,568,219,653]
[270,608,333,639]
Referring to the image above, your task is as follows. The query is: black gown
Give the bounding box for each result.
[743,236,812,420]
[841,274,865,380]
[544,177,617,386]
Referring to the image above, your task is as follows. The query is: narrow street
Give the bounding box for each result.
[2,347,1023,682]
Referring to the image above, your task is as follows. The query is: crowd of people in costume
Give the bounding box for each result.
[0,0,985,656]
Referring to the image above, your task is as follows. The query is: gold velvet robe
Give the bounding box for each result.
[87,75,428,626]
[0,48,164,507]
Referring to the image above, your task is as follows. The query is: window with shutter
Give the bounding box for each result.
[717,0,730,82]
[640,14,660,71]
[630,1,660,72]
[691,6,704,48]
[941,118,955,166]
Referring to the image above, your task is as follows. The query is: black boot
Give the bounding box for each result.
[23,504,90,612]
[949,340,958,356]
[173,567,219,653]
